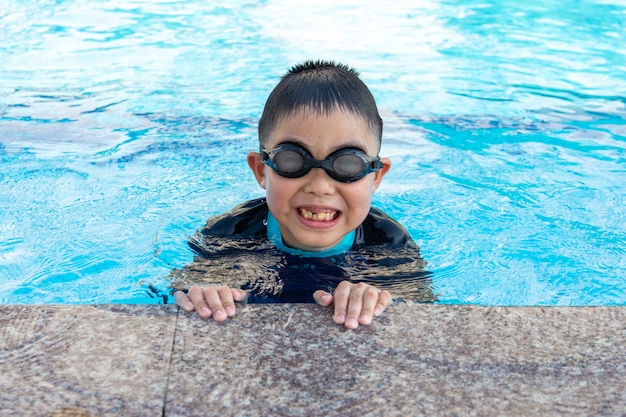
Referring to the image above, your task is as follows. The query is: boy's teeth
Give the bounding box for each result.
[298,208,337,221]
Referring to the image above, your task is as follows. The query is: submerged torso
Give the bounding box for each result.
[170,198,435,303]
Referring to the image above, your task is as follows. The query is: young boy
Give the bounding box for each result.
[173,60,431,329]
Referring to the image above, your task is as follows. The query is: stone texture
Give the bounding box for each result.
[166,304,625,417]
[0,304,178,417]
[1,304,624,417]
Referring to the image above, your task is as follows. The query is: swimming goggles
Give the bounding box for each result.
[260,142,383,183]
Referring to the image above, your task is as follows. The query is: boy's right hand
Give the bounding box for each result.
[174,286,248,322]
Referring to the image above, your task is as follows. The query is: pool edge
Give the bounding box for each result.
[1,304,624,416]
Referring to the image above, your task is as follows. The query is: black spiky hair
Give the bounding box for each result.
[258,60,382,147]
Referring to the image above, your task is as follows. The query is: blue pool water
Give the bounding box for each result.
[1,0,625,305]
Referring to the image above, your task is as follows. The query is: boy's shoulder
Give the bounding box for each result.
[201,197,268,238]
[358,207,414,248]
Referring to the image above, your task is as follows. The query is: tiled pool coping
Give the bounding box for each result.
[1,304,624,416]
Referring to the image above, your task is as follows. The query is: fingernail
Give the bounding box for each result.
[225,305,236,316]
[200,306,211,316]
[346,318,358,329]
[335,313,345,323]
[214,310,227,321]
[374,307,382,316]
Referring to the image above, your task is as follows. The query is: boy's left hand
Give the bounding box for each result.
[313,281,391,329]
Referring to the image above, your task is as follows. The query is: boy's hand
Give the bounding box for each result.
[174,286,247,322]
[313,281,392,329]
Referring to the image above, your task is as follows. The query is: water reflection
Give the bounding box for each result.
[169,234,436,304]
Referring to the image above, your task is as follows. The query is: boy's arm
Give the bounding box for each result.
[313,281,392,330]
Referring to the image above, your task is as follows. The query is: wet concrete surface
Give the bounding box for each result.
[0,303,624,416]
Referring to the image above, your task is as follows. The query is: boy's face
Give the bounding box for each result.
[248,108,391,252]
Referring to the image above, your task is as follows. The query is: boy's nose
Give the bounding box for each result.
[302,167,336,196]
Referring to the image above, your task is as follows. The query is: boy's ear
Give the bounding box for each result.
[247,151,267,189]
[372,157,391,193]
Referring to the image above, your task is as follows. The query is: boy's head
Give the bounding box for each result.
[258,60,383,150]
[248,60,391,253]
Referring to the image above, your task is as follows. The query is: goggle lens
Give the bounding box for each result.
[272,149,306,175]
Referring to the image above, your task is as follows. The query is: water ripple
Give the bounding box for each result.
[1,0,625,305]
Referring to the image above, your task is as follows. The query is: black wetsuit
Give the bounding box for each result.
[171,198,434,303]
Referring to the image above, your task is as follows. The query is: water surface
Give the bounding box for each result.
[1,0,625,305]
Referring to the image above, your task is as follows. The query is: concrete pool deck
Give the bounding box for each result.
[0,304,624,417]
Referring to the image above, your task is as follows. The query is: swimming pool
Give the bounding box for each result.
[1,0,625,305]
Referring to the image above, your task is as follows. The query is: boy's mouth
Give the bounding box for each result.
[298,207,339,222]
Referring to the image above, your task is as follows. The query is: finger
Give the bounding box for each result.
[231,288,248,303]
[374,290,392,316]
[204,286,229,322]
[344,282,368,329]
[332,281,352,325]
[358,286,381,326]
[313,290,334,307]
[173,291,195,312]
[188,286,213,318]
[218,286,237,317]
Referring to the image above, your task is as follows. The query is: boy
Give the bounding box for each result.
[173,60,431,329]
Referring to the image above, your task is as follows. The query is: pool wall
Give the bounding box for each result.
[1,304,623,416]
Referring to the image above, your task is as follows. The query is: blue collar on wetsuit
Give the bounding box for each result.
[266,212,355,258]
